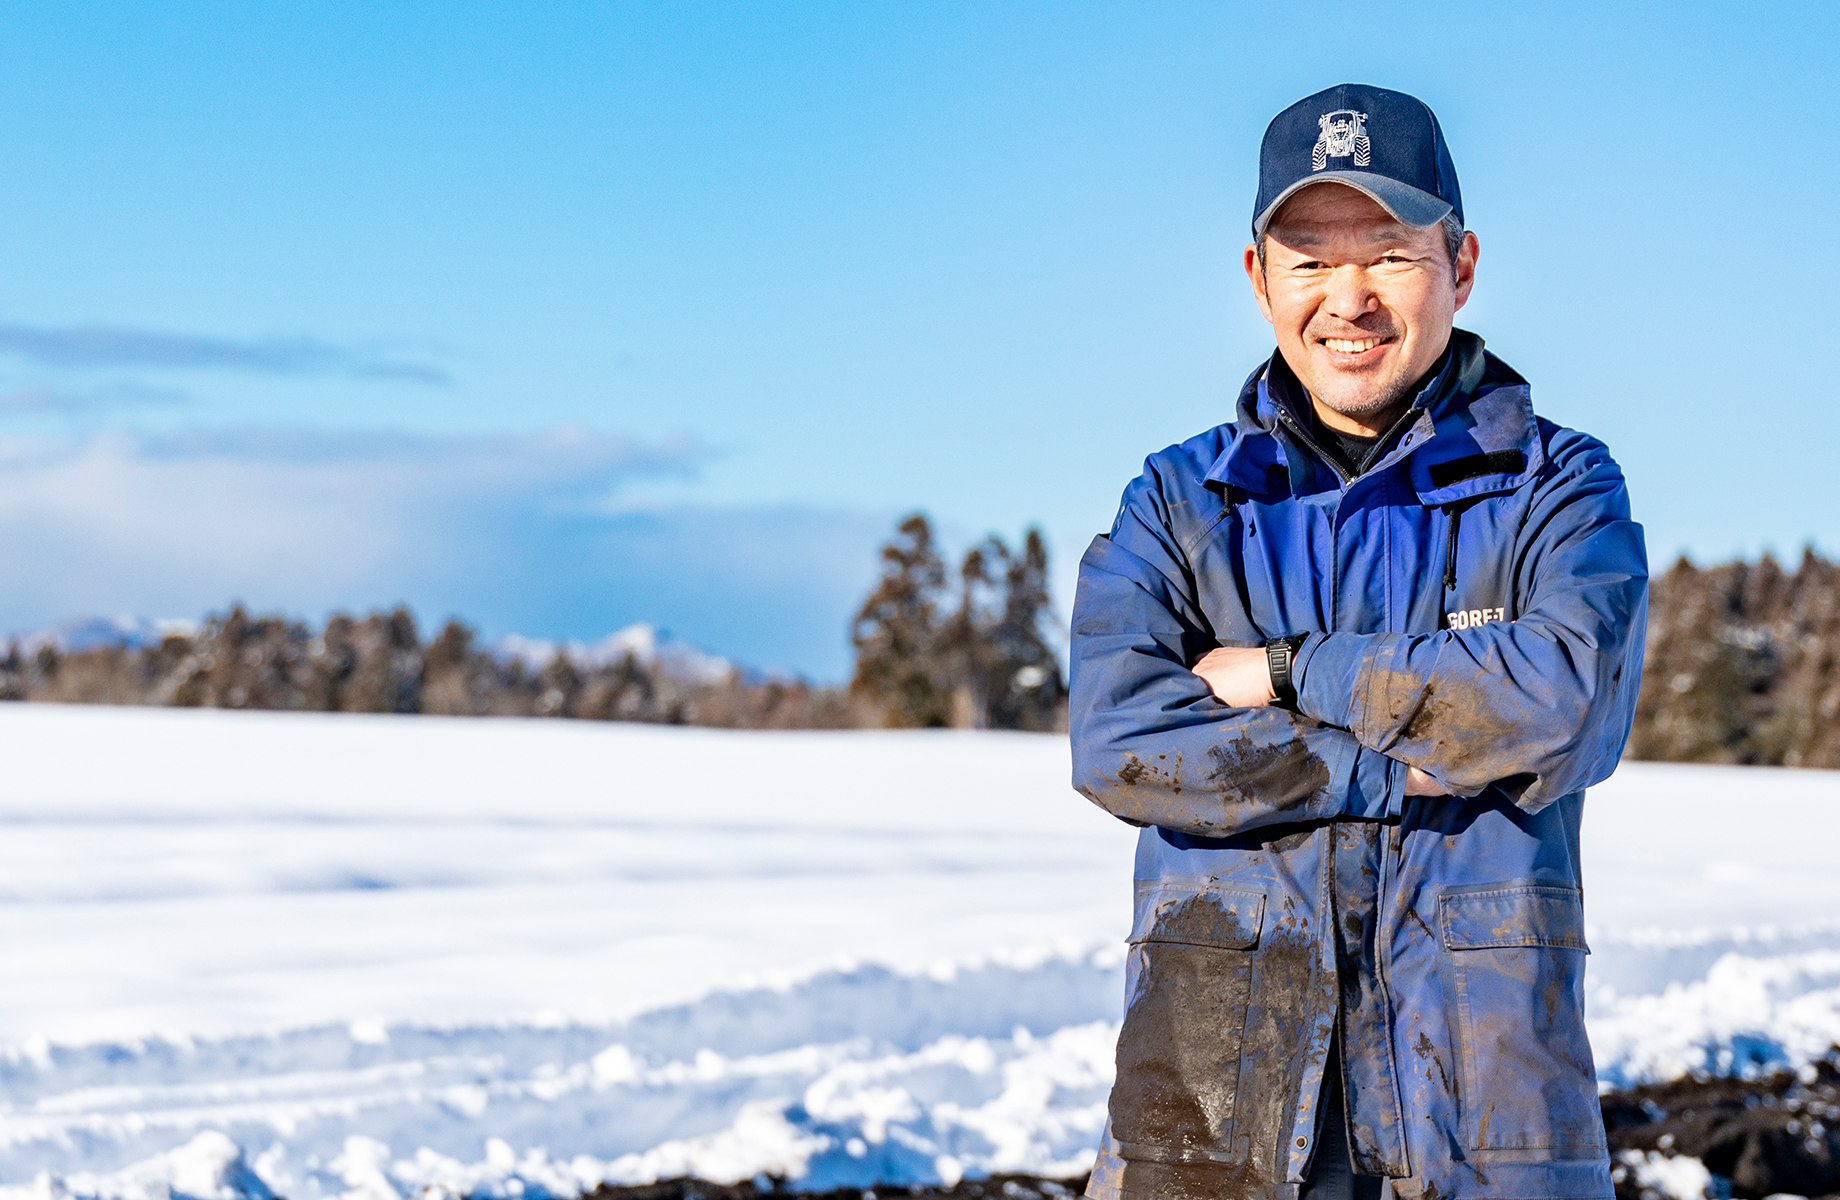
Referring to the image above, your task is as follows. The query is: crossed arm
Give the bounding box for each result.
[1069,436,1647,839]
[1189,646,1448,797]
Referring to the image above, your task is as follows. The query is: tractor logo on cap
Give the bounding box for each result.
[1312,110,1371,171]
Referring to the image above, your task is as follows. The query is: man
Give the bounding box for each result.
[1069,84,1647,1200]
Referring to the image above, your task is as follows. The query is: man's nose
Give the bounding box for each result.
[1320,265,1378,322]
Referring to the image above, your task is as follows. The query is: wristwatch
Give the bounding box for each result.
[1265,634,1310,708]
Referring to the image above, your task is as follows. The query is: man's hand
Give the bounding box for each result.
[1404,767,1446,796]
[1191,646,1275,708]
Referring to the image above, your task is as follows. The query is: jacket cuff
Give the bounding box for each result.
[1294,631,1368,729]
[1288,631,1325,701]
[1340,744,1400,820]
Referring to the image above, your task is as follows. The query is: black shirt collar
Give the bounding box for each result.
[1264,336,1464,477]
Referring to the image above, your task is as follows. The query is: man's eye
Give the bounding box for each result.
[1293,260,1327,271]
[1377,254,1412,264]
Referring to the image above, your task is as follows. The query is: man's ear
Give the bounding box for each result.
[1452,231,1479,312]
[1243,242,1275,324]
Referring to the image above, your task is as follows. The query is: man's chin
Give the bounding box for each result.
[1299,358,1397,406]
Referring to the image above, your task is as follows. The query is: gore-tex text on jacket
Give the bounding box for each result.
[1069,329,1648,1200]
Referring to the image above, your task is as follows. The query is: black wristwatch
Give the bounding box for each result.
[1265,634,1310,708]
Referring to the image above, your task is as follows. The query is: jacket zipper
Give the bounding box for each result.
[1442,505,1462,592]
[1275,403,1425,489]
[1374,819,1411,1177]
[1276,411,1353,486]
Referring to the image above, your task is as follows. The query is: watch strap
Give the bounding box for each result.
[1266,634,1310,708]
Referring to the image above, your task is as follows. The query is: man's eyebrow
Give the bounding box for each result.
[1269,224,1419,249]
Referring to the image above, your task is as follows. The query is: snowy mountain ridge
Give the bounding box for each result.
[493,624,734,685]
[11,614,200,654]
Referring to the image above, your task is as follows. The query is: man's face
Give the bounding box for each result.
[1244,184,1478,433]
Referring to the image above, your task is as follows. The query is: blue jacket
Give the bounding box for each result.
[1070,331,1647,1200]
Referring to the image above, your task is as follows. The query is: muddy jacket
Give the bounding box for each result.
[1070,330,1647,1200]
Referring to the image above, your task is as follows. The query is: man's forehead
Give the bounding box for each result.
[1265,182,1430,246]
[1267,216,1422,248]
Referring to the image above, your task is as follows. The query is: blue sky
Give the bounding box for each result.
[0,2,1832,678]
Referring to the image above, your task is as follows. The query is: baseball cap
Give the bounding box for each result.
[1252,84,1463,236]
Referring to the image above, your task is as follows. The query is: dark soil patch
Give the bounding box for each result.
[1604,1049,1840,1200]
[582,1176,1088,1200]
[582,1049,1840,1200]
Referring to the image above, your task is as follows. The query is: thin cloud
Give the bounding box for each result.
[133,425,703,474]
[0,323,451,385]
[0,381,190,416]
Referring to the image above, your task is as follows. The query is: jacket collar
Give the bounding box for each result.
[1206,329,1542,503]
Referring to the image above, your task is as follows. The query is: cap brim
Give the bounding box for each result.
[1253,172,1454,236]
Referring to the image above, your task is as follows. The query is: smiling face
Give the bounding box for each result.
[1244,183,1478,435]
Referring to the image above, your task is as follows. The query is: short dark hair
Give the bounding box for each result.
[1256,212,1466,281]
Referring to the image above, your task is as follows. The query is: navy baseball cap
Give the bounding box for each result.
[1252,84,1463,236]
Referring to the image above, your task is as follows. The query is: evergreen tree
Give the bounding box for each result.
[936,538,1006,728]
[986,527,1066,732]
[423,620,491,715]
[850,517,1067,732]
[849,514,951,727]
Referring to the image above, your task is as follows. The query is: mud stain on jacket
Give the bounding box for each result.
[1206,732,1331,807]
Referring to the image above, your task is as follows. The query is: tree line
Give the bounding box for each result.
[1632,548,1840,768]
[0,513,1067,732]
[4,514,1837,762]
[0,605,852,728]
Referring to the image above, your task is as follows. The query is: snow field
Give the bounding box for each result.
[0,960,1123,1199]
[0,706,1834,1199]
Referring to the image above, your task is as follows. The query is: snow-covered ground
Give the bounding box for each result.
[0,705,1834,1199]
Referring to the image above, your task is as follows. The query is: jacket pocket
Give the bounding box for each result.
[1441,884,1603,1153]
[1110,881,1265,1165]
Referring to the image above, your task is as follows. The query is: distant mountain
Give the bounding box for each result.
[494,623,736,687]
[14,614,200,654]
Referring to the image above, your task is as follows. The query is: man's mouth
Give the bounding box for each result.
[1318,336,1394,354]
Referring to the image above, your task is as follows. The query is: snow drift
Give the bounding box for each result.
[0,706,1832,1199]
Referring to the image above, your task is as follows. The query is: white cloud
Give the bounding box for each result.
[0,427,884,677]
[0,426,692,602]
